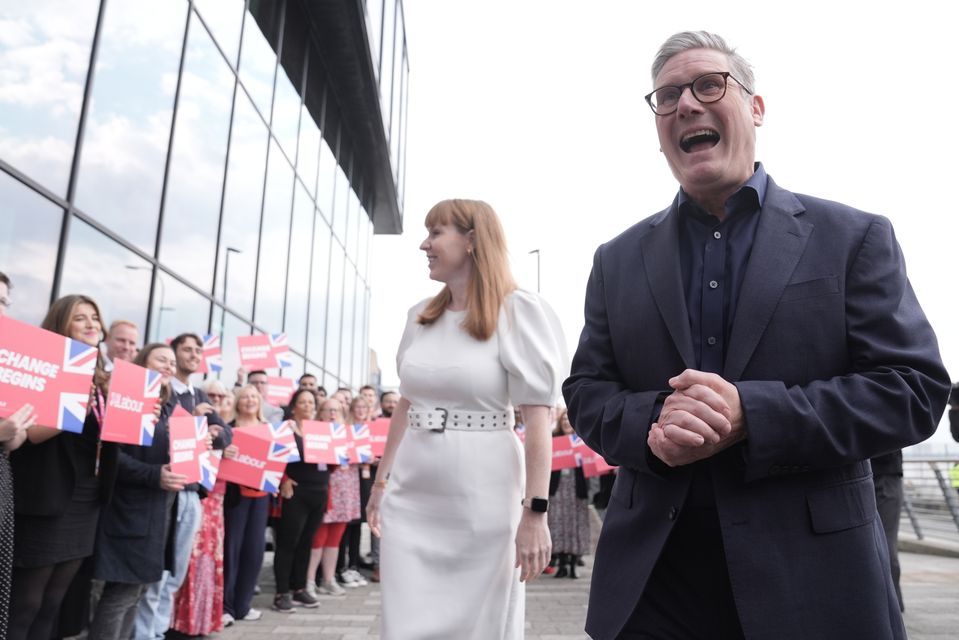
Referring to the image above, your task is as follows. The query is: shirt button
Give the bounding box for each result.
[713,231,722,239]
[668,507,678,520]
[709,280,719,289]
[707,336,717,346]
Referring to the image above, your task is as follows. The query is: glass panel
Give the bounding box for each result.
[390,24,404,182]
[217,91,269,319]
[0,171,63,324]
[397,50,409,193]
[340,266,356,383]
[215,309,251,386]
[365,0,383,80]
[323,247,344,376]
[59,217,152,333]
[192,0,244,68]
[332,162,349,245]
[253,139,293,332]
[237,8,276,121]
[358,204,371,283]
[149,271,211,343]
[379,0,395,128]
[73,0,188,255]
[350,190,363,264]
[0,1,100,196]
[355,281,369,387]
[271,66,301,165]
[343,182,355,263]
[316,137,336,224]
[284,183,313,354]
[285,353,305,383]
[159,17,234,291]
[297,103,321,198]
[307,217,331,366]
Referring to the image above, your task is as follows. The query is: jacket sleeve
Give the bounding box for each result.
[738,217,950,481]
[563,246,670,475]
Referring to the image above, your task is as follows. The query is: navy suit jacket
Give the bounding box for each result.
[563,176,950,640]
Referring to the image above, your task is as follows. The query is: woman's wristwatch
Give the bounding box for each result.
[521,496,549,513]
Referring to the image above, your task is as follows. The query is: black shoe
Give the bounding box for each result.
[576,557,585,567]
[272,593,295,613]
[292,590,319,608]
[554,566,569,578]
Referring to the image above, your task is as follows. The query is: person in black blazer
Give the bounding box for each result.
[9,295,119,640]
[563,31,951,640]
[88,343,189,640]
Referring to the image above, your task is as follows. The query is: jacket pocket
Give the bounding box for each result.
[806,475,876,534]
[780,275,839,303]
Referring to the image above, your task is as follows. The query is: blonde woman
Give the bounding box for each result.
[366,199,566,639]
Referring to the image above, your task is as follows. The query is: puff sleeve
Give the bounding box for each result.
[498,290,569,407]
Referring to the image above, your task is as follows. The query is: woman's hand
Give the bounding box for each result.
[366,485,385,537]
[515,510,551,582]
[0,404,36,446]
[223,444,239,460]
[159,464,188,491]
[280,477,297,499]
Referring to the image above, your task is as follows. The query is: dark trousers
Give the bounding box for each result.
[621,506,744,640]
[223,495,270,618]
[88,582,144,640]
[273,486,327,593]
[8,558,84,640]
[874,473,904,611]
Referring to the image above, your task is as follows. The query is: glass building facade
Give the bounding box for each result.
[0,0,409,391]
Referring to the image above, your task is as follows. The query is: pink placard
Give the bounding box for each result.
[100,358,163,446]
[264,376,296,407]
[217,427,287,493]
[196,334,222,375]
[369,417,390,457]
[583,452,617,478]
[236,333,292,370]
[168,414,213,487]
[0,316,98,432]
[551,434,589,471]
[300,419,333,464]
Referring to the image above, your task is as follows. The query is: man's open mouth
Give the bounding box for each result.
[680,129,720,153]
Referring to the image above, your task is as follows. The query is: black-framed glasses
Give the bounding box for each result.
[644,71,751,116]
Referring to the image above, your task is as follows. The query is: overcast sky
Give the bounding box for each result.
[368,0,957,450]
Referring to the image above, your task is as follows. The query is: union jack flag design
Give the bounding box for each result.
[57,339,98,432]
[262,469,284,494]
[350,423,372,463]
[62,338,99,375]
[270,333,292,369]
[351,423,370,440]
[354,442,373,464]
[199,449,221,492]
[139,369,163,446]
[58,392,90,434]
[268,420,300,463]
[329,422,348,441]
[197,334,222,375]
[333,444,352,466]
[217,427,288,494]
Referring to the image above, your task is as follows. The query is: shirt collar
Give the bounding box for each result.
[678,162,768,222]
[170,377,194,396]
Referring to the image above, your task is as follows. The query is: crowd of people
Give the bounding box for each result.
[0,268,607,640]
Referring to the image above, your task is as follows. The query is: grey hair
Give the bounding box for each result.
[651,31,756,93]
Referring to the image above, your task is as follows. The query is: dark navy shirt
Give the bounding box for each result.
[678,163,768,374]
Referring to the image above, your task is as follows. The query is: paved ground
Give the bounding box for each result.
[219,522,959,639]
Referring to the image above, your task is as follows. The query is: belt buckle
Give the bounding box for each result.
[431,407,448,432]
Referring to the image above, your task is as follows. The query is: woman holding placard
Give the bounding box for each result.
[9,295,119,640]
[547,408,590,579]
[366,200,567,639]
[88,343,185,639]
[221,384,270,625]
[271,389,328,613]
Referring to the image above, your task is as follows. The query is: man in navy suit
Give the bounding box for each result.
[563,31,950,639]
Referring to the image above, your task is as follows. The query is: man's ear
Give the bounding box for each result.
[751,94,765,127]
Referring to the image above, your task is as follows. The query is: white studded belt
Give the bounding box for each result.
[407,408,513,432]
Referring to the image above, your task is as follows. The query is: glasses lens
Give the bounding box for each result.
[652,87,681,113]
[693,73,727,102]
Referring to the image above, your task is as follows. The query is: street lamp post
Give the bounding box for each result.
[528,249,541,293]
[221,247,241,340]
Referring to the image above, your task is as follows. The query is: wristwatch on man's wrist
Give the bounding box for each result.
[521,496,549,513]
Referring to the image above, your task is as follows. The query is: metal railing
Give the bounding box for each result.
[901,457,959,541]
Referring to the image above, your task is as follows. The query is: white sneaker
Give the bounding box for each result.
[305,581,318,598]
[338,571,359,588]
[344,569,368,586]
[241,608,262,621]
[221,613,235,627]
[318,580,346,596]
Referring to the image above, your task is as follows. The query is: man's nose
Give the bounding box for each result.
[676,86,703,116]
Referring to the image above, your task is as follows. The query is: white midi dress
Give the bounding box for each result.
[379,290,566,640]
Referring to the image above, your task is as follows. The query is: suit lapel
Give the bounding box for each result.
[724,181,812,381]
[642,205,696,369]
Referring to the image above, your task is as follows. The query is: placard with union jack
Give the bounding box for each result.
[101,358,163,446]
[0,316,97,432]
[217,427,287,493]
[351,423,373,463]
[169,414,215,486]
[248,420,300,463]
[196,334,222,375]
[236,333,292,370]
[264,376,296,407]
[369,417,390,457]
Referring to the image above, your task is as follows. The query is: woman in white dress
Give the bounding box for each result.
[367,199,566,639]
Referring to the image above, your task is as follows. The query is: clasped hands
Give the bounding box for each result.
[648,369,746,467]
